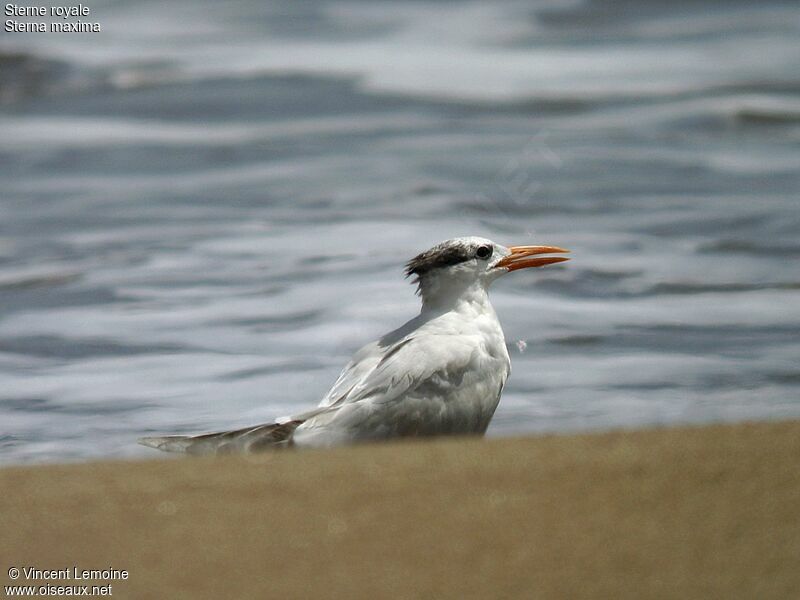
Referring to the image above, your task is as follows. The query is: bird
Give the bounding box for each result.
[138,236,569,455]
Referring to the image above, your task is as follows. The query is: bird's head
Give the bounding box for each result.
[405,236,569,307]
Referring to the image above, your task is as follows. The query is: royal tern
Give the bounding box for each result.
[139,237,569,455]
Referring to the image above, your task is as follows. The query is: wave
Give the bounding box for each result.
[0,49,107,105]
[3,2,798,105]
[699,240,800,256]
[0,112,441,149]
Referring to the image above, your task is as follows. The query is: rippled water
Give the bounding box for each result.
[1,0,799,463]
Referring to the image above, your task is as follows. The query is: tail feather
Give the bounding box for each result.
[138,420,303,456]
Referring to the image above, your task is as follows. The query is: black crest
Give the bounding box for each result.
[404,240,473,279]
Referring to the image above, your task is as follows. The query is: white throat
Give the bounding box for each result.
[417,273,493,314]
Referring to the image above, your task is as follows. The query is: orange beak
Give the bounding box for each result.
[495,245,570,271]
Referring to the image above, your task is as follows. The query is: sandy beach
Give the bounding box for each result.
[2,420,799,599]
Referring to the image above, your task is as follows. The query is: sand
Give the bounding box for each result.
[2,420,799,599]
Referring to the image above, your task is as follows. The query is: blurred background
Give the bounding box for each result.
[1,0,799,463]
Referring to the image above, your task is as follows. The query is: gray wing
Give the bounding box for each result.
[317,340,386,408]
[137,419,306,455]
[136,336,417,456]
[320,332,478,407]
[293,332,500,446]
[139,318,506,454]
[318,313,436,408]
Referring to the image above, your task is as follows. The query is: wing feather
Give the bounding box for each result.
[323,334,478,407]
[294,333,486,445]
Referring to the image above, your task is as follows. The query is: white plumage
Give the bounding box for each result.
[139,236,568,455]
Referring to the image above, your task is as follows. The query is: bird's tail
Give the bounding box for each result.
[138,419,304,456]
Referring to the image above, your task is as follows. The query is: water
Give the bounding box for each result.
[1,0,799,463]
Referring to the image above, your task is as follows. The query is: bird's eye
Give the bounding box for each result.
[475,245,493,259]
